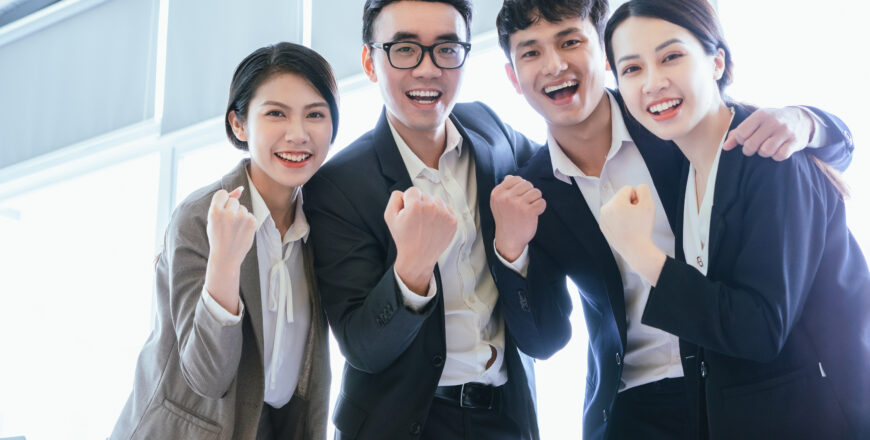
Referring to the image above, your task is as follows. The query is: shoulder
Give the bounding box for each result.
[518,145,553,181]
[452,101,510,135]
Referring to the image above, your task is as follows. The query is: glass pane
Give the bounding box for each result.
[175,142,248,207]
[0,153,161,440]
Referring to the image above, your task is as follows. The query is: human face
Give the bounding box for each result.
[229,73,333,192]
[362,1,467,137]
[506,15,608,129]
[609,16,725,143]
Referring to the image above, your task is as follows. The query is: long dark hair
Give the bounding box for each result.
[224,42,339,150]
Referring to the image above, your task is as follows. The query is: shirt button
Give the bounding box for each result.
[602,409,608,422]
[410,422,422,435]
[697,256,704,267]
[700,361,708,378]
[616,353,622,366]
[431,354,444,368]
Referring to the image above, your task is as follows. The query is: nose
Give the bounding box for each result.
[642,66,668,96]
[285,117,310,144]
[411,49,443,79]
[541,49,567,77]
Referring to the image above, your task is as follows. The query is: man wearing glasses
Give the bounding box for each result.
[303,0,541,439]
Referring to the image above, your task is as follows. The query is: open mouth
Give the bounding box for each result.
[543,80,579,101]
[406,90,442,105]
[647,99,683,116]
[275,152,312,163]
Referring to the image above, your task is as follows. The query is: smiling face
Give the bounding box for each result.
[609,16,725,142]
[505,14,608,130]
[229,72,333,192]
[362,1,467,138]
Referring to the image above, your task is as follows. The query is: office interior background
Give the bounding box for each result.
[0,0,867,438]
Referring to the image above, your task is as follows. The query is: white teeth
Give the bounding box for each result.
[648,99,683,114]
[544,80,578,94]
[276,152,311,162]
[407,90,441,98]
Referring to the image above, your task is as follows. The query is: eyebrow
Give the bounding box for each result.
[615,38,686,64]
[390,31,461,42]
[515,27,583,51]
[261,100,329,110]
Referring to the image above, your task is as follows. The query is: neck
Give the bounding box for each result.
[249,164,298,237]
[549,93,613,178]
[388,113,447,169]
[674,101,732,182]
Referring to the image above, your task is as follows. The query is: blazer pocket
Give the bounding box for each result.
[721,368,805,399]
[333,393,368,439]
[134,397,223,440]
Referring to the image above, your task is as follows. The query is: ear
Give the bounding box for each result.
[228,110,248,142]
[362,44,378,83]
[712,47,726,81]
[504,63,522,94]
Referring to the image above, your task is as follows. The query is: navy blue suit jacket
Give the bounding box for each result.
[493,92,857,440]
[642,104,870,439]
[304,102,541,439]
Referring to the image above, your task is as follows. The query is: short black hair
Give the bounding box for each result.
[497,0,609,62]
[604,0,733,92]
[224,42,339,150]
[362,0,473,44]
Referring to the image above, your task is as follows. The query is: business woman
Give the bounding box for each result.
[112,42,337,440]
[598,1,870,438]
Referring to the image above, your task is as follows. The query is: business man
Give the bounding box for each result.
[303,1,545,438]
[488,1,854,439]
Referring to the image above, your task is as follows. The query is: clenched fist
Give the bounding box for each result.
[491,175,546,262]
[599,184,665,285]
[204,186,257,314]
[384,187,457,295]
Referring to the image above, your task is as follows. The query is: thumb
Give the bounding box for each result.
[635,184,652,206]
[384,190,405,222]
[723,131,739,151]
[228,186,244,199]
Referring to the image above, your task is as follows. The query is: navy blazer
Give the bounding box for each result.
[492,92,858,440]
[303,102,541,439]
[642,104,870,439]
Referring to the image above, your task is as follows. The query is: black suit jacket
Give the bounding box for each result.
[642,104,870,439]
[492,91,858,440]
[303,102,540,439]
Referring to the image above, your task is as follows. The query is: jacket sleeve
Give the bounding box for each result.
[303,173,435,374]
[642,153,834,363]
[160,197,244,399]
[802,106,854,172]
[493,239,573,359]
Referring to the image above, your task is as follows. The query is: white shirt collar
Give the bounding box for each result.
[245,169,309,244]
[547,90,634,183]
[388,116,463,181]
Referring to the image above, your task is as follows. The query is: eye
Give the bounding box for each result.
[519,49,539,59]
[663,52,683,63]
[266,110,284,117]
[438,46,457,55]
[562,39,582,49]
[307,111,326,119]
[620,65,640,76]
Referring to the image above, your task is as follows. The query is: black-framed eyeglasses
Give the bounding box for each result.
[370,41,472,69]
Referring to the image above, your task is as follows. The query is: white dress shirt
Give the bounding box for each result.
[684,109,733,276]
[500,91,684,391]
[389,118,508,387]
[201,172,311,407]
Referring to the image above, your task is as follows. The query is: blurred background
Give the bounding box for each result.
[0,0,866,438]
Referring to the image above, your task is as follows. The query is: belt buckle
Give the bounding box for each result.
[459,383,494,410]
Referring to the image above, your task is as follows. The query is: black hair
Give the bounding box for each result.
[496,0,609,62]
[362,0,473,44]
[604,0,733,92]
[224,42,339,150]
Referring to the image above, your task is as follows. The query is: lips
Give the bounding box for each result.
[542,79,578,102]
[275,151,312,168]
[646,98,683,121]
[406,89,442,105]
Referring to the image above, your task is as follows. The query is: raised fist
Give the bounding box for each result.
[384,187,457,295]
[491,175,546,262]
[206,187,257,269]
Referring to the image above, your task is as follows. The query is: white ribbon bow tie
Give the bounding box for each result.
[267,244,295,389]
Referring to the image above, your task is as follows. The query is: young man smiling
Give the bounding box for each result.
[303,1,543,438]
[488,1,854,439]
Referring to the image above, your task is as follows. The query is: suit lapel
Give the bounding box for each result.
[529,148,628,342]
[220,160,266,360]
[373,110,414,194]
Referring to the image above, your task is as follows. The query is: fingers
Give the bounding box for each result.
[772,140,796,162]
[210,189,230,213]
[384,190,405,223]
[726,113,761,152]
[228,186,244,199]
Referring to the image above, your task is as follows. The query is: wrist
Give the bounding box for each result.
[394,255,434,296]
[495,237,525,263]
[628,241,666,286]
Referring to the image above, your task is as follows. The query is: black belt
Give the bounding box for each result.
[433,383,500,410]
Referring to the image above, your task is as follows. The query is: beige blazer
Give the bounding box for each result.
[112,160,330,440]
